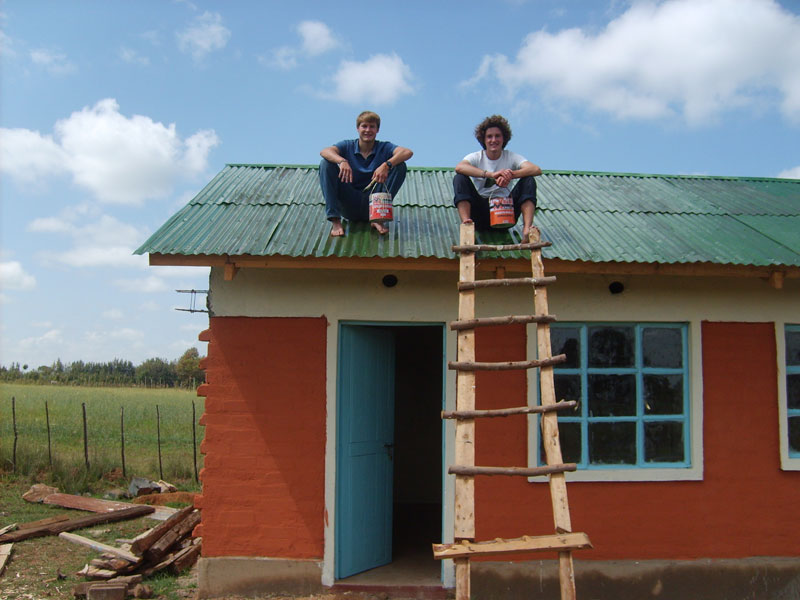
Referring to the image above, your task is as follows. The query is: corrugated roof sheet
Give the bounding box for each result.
[136,164,800,267]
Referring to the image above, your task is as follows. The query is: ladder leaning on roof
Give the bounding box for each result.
[432,223,592,600]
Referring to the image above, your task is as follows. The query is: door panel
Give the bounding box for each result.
[336,325,395,579]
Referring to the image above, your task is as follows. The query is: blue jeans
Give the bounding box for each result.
[453,173,537,230]
[319,159,408,221]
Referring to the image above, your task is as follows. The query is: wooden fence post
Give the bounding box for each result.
[46,400,52,466]
[192,401,198,483]
[12,397,18,473]
[156,405,163,481]
[121,406,126,478]
[82,402,89,470]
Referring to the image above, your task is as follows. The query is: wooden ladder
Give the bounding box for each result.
[433,223,591,600]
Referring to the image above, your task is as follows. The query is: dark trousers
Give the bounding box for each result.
[452,173,537,230]
[319,159,408,221]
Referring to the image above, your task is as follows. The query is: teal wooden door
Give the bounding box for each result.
[336,325,395,579]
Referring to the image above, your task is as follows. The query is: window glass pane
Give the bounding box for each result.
[789,417,800,453]
[588,326,634,367]
[588,374,636,416]
[786,330,800,365]
[589,422,636,464]
[645,421,684,462]
[642,327,682,368]
[644,374,683,414]
[541,421,581,464]
[551,327,580,368]
[788,374,800,411]
[554,374,582,406]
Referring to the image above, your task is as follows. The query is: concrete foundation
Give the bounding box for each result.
[473,557,800,600]
[198,556,800,599]
[197,557,324,598]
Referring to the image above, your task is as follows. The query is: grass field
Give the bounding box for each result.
[0,383,204,492]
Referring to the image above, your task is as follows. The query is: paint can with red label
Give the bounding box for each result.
[489,195,514,228]
[369,186,393,223]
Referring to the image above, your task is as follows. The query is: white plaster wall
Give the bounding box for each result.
[207,265,799,586]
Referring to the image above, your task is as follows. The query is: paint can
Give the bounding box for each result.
[369,186,393,223]
[489,195,514,228]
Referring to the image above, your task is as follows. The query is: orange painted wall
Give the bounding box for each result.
[475,321,800,560]
[194,316,327,558]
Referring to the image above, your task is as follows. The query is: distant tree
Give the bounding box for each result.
[175,348,205,388]
[136,357,177,387]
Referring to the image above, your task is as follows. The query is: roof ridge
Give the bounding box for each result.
[223,163,800,183]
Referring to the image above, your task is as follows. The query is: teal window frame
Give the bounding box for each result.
[786,324,800,459]
[541,322,691,470]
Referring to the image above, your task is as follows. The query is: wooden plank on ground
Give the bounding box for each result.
[59,532,139,563]
[130,505,194,556]
[42,493,134,513]
[433,532,592,559]
[17,515,70,530]
[0,505,154,544]
[0,543,12,577]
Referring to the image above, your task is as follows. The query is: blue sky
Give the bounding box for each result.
[1,0,799,369]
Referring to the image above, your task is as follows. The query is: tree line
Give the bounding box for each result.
[0,348,205,388]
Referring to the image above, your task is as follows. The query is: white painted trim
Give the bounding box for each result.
[777,321,800,471]
[527,320,705,482]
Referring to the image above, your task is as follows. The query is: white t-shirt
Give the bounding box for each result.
[463,149,529,198]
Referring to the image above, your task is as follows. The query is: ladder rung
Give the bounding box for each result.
[442,400,577,419]
[450,314,556,331]
[451,241,552,253]
[448,354,566,372]
[458,276,555,291]
[433,532,591,559]
[449,463,577,477]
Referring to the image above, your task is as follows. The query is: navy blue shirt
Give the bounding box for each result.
[334,139,398,188]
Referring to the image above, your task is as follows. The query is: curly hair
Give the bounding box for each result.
[474,114,511,149]
[356,110,381,129]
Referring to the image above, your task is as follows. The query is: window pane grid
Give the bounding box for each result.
[786,325,800,458]
[542,322,690,469]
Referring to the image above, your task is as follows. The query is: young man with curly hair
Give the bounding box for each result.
[319,111,413,237]
[453,114,541,239]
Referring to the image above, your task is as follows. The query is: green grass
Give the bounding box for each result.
[0,383,204,492]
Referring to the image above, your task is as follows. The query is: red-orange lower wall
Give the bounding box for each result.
[195,317,327,558]
[475,321,799,560]
[196,317,798,561]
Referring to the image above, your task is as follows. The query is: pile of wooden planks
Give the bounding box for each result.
[62,505,202,585]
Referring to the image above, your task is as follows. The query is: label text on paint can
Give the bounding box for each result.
[489,196,514,229]
[369,191,393,223]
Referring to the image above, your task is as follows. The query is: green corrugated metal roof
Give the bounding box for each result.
[135,164,800,267]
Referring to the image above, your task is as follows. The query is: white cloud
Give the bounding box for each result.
[262,21,339,70]
[19,329,63,350]
[103,309,124,320]
[328,53,414,105]
[176,11,230,60]
[0,261,37,290]
[261,46,298,70]
[30,48,76,74]
[85,328,144,343]
[777,165,800,179]
[114,275,170,293]
[464,0,800,124]
[297,21,339,56]
[120,47,150,66]
[0,128,69,183]
[30,213,149,269]
[1,98,219,205]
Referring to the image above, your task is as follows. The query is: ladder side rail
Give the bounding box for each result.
[453,224,476,600]
[530,227,577,600]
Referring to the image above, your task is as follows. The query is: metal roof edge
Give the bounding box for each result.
[223,163,800,183]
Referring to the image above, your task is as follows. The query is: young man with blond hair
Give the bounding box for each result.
[320,111,413,237]
[453,114,541,239]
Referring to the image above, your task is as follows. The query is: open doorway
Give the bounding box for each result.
[336,323,443,585]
